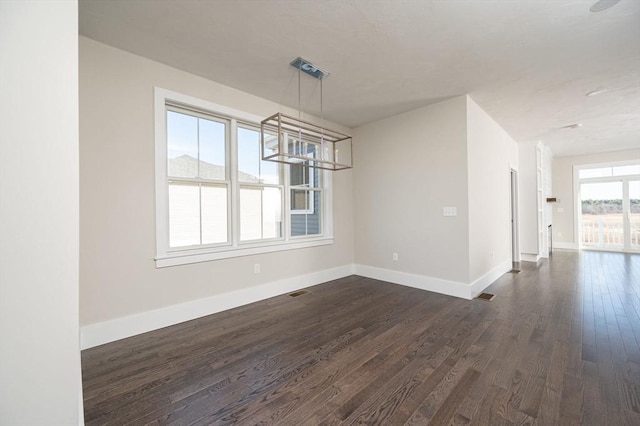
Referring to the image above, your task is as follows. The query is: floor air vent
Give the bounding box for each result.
[477,293,496,301]
[288,290,308,297]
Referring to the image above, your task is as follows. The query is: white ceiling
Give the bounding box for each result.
[79,0,640,157]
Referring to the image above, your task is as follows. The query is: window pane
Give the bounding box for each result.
[290,161,320,189]
[238,127,278,184]
[290,164,309,187]
[238,128,260,183]
[201,185,228,244]
[167,111,198,178]
[169,183,227,247]
[169,183,200,247]
[240,188,262,241]
[579,167,612,179]
[199,118,226,180]
[263,187,282,239]
[613,164,640,177]
[291,189,321,236]
[240,187,282,241]
[291,188,309,211]
[631,181,640,250]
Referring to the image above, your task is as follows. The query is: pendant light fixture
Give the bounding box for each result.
[261,57,353,171]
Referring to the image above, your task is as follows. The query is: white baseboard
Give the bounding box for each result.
[553,242,578,250]
[353,261,511,301]
[469,260,512,299]
[354,264,474,300]
[521,253,541,263]
[80,264,354,350]
[81,260,516,349]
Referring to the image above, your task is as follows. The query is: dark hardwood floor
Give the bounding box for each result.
[82,250,640,425]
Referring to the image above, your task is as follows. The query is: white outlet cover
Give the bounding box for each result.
[557,207,564,213]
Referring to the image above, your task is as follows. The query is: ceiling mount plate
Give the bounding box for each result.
[290,57,329,80]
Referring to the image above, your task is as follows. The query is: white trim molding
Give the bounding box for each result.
[81,261,515,349]
[520,253,541,263]
[354,262,510,300]
[354,264,472,299]
[81,264,354,349]
[469,260,512,299]
[554,241,578,250]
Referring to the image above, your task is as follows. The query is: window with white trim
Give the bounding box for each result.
[154,88,333,267]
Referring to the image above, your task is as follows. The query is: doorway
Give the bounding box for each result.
[577,163,640,253]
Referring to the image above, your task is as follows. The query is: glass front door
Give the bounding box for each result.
[630,180,640,252]
[580,178,640,253]
[581,181,624,250]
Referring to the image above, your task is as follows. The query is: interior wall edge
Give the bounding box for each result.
[354,263,487,300]
[468,260,512,298]
[521,253,542,263]
[81,264,355,350]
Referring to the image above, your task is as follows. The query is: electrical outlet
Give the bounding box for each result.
[392,252,399,261]
[254,263,261,274]
[492,250,495,260]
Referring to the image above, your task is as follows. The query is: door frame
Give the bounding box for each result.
[573,160,640,253]
[510,168,520,263]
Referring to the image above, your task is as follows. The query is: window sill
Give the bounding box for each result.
[155,237,334,268]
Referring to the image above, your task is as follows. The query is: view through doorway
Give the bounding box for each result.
[577,162,640,253]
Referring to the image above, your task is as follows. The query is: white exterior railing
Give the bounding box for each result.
[582,216,640,248]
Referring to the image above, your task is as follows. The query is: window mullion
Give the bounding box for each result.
[230,118,239,246]
[260,186,265,240]
[195,182,200,245]
[283,162,291,241]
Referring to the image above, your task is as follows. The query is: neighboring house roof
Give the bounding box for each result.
[169,155,260,183]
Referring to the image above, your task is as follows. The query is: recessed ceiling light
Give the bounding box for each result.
[561,123,583,129]
[590,0,622,12]
[586,88,608,97]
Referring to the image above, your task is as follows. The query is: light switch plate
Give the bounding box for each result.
[443,206,457,217]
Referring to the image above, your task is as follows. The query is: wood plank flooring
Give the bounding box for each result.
[82,250,640,425]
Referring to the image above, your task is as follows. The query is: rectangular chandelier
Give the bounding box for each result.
[261,57,353,171]
[261,112,352,171]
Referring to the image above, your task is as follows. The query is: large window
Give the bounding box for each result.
[166,108,228,248]
[155,88,333,267]
[576,160,640,253]
[237,125,282,242]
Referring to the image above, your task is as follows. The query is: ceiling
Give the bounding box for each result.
[79,0,640,157]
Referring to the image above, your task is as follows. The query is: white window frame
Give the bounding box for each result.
[155,87,333,267]
[573,159,640,253]
[237,122,284,243]
[290,160,317,215]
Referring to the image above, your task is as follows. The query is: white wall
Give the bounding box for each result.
[80,38,353,334]
[352,96,470,284]
[0,1,83,424]
[352,95,516,297]
[542,145,553,256]
[553,148,640,247]
[466,97,518,281]
[518,141,540,257]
